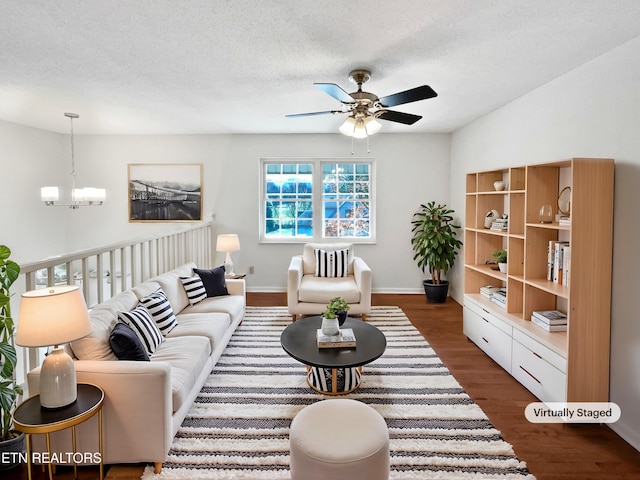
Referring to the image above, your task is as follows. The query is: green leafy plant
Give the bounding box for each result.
[327,296,350,314]
[410,201,463,285]
[0,245,23,441]
[321,307,337,319]
[492,249,508,264]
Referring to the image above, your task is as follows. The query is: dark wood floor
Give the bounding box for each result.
[7,293,640,479]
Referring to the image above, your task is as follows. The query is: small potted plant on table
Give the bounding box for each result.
[328,297,350,326]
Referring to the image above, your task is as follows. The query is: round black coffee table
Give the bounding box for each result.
[280,316,386,395]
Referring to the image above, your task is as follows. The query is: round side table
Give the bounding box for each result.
[12,383,105,480]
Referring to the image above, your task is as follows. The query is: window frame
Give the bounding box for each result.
[259,158,376,244]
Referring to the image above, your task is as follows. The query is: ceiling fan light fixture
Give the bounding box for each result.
[352,118,368,139]
[364,116,382,135]
[339,116,356,136]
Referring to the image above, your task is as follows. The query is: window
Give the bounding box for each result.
[260,159,375,242]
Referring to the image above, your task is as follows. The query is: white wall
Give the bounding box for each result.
[1,129,451,293]
[450,36,640,450]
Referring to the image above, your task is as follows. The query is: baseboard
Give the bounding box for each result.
[609,420,640,452]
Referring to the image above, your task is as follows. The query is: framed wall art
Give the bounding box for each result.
[128,163,203,222]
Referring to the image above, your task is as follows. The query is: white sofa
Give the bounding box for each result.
[26,262,245,473]
[287,243,372,321]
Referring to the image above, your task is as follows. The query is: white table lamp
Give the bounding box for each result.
[216,234,240,276]
[17,285,92,409]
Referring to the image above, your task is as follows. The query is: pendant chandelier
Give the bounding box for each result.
[41,113,105,208]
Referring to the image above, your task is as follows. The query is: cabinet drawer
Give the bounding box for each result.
[513,329,567,373]
[464,298,512,335]
[463,305,512,373]
[512,339,567,402]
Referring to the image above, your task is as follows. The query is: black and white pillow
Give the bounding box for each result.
[180,275,207,305]
[109,322,150,361]
[118,305,164,356]
[314,248,349,278]
[139,289,178,335]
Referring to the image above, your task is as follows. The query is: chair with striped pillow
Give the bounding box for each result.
[287,243,372,322]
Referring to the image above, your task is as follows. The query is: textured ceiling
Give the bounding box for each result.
[1,0,640,135]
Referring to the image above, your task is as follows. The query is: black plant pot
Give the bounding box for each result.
[0,431,25,470]
[336,310,348,326]
[422,280,449,304]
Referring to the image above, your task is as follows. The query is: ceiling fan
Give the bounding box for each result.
[286,69,437,137]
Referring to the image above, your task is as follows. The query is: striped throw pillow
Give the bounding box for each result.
[180,275,207,305]
[139,289,177,336]
[314,248,349,277]
[118,305,164,356]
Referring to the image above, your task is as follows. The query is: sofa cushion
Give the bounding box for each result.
[69,289,138,360]
[109,323,150,361]
[70,304,119,361]
[118,305,164,356]
[139,289,178,335]
[180,275,207,306]
[180,294,245,324]
[298,275,360,304]
[194,266,229,297]
[150,336,211,413]
[314,248,349,278]
[169,312,231,352]
[151,272,189,313]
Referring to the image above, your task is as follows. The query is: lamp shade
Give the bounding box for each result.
[40,186,59,202]
[16,285,92,348]
[216,234,240,252]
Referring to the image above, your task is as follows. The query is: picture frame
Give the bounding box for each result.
[128,163,203,222]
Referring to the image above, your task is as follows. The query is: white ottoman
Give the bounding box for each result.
[289,399,390,480]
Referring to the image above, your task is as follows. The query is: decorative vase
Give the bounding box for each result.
[336,310,348,326]
[539,204,553,223]
[321,317,340,336]
[493,180,506,191]
[498,262,507,273]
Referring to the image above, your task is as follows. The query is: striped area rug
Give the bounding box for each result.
[142,306,535,480]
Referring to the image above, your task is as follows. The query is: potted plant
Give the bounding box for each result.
[0,245,25,469]
[320,305,340,336]
[492,249,508,273]
[410,201,463,303]
[327,296,350,326]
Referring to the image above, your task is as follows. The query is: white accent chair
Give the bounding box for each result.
[287,243,372,321]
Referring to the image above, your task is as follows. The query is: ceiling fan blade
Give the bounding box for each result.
[286,110,343,118]
[314,83,355,103]
[377,110,423,125]
[378,85,437,107]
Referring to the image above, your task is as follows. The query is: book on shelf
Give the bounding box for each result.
[531,315,568,332]
[490,218,508,231]
[480,285,502,298]
[562,245,571,287]
[531,310,568,324]
[558,214,571,226]
[490,288,507,308]
[316,328,356,348]
[552,241,570,284]
[547,240,556,281]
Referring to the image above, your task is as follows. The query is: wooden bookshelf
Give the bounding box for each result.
[463,158,614,402]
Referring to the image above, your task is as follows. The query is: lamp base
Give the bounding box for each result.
[40,346,77,409]
[224,252,235,277]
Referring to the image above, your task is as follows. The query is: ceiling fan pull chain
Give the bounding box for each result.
[351,135,354,155]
